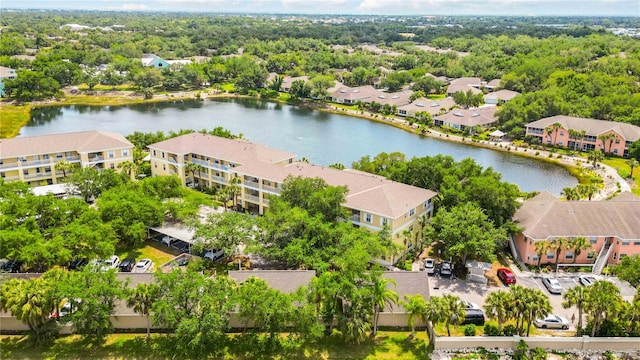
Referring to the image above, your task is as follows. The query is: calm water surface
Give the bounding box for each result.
[22,98,577,194]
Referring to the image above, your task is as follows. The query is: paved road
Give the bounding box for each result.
[426,270,637,333]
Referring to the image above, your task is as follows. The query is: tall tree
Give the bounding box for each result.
[585,280,623,337]
[627,158,639,179]
[441,294,466,337]
[562,285,588,336]
[402,294,427,338]
[568,237,591,264]
[549,237,569,273]
[370,275,399,337]
[127,283,159,341]
[588,150,604,168]
[483,290,513,335]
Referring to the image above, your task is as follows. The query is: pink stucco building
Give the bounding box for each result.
[525,115,640,158]
[512,191,640,274]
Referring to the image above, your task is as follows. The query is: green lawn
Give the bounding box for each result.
[603,157,640,196]
[0,103,32,138]
[115,241,180,268]
[0,331,430,360]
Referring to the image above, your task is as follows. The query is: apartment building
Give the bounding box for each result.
[513,191,640,274]
[149,133,437,239]
[0,130,134,186]
[525,115,640,157]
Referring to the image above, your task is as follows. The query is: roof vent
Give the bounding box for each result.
[472,112,480,117]
[339,89,347,93]
[415,103,424,107]
[378,95,386,99]
[353,89,360,93]
[454,112,464,117]
[431,103,439,107]
[392,95,399,99]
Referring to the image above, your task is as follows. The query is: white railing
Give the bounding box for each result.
[243,180,260,189]
[592,243,614,275]
[262,184,280,194]
[244,194,260,203]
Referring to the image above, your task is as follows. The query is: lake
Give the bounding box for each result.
[21,98,577,194]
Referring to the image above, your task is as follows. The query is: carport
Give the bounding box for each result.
[148,224,196,254]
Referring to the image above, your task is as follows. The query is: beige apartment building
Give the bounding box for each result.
[149,133,437,239]
[0,130,134,186]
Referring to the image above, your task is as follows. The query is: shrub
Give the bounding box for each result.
[535,151,540,156]
[502,324,517,336]
[464,324,477,336]
[483,324,500,336]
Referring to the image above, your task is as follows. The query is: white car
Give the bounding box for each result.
[424,258,435,275]
[161,236,173,246]
[132,258,153,273]
[204,249,225,262]
[534,314,570,330]
[101,255,120,271]
[462,300,481,310]
[579,275,595,286]
[542,276,563,294]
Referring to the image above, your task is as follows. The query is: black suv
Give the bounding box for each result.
[0,259,22,273]
[119,258,136,272]
[462,309,486,326]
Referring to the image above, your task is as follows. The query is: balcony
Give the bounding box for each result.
[23,171,52,179]
[244,194,261,203]
[2,175,20,181]
[212,175,226,184]
[262,184,281,194]
[20,158,52,167]
[168,156,178,164]
[244,180,260,189]
[0,162,20,170]
[88,155,104,162]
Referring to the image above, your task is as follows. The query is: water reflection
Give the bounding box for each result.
[20,98,578,194]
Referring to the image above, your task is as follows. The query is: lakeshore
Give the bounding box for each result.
[1,89,635,198]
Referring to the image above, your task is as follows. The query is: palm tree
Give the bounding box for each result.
[578,183,599,201]
[627,158,639,179]
[523,289,552,337]
[185,162,205,186]
[127,283,159,341]
[568,129,580,151]
[562,285,588,336]
[424,296,445,344]
[441,294,466,336]
[227,176,242,210]
[509,285,528,334]
[585,280,623,337]
[562,186,581,201]
[597,133,617,154]
[483,290,513,335]
[117,160,136,178]
[544,122,563,146]
[578,130,587,152]
[588,150,604,168]
[549,237,569,273]
[55,159,76,177]
[534,240,550,270]
[567,237,591,264]
[402,294,427,338]
[370,276,399,337]
[0,278,55,344]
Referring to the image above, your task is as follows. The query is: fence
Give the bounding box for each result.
[434,335,640,351]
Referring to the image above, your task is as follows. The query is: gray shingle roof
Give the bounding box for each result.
[228,270,316,294]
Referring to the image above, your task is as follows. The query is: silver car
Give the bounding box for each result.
[579,275,595,286]
[424,258,435,275]
[534,314,570,330]
[542,276,563,294]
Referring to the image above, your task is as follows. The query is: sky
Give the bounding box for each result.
[2,0,639,16]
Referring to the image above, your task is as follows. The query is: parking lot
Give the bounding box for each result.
[427,269,637,331]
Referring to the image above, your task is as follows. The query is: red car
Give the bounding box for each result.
[497,268,516,285]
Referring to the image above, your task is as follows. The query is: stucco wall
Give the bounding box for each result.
[434,336,640,351]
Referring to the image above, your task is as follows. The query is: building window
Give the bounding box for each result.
[122,149,129,156]
[546,252,555,260]
[622,240,630,245]
[44,166,50,172]
[110,163,115,169]
[364,213,373,223]
[532,254,539,261]
[590,237,597,244]
[36,167,41,174]
[587,251,596,260]
[56,153,63,158]
[108,151,115,158]
[161,152,165,159]
[615,139,620,144]
[565,252,574,260]
[409,225,414,232]
[152,150,156,156]
[380,218,388,227]
[43,154,49,160]
[634,241,640,246]
[409,208,415,216]
[23,170,29,175]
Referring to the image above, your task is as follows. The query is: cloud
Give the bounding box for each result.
[121,3,149,10]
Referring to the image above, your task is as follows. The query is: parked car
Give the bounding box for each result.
[542,276,563,294]
[497,268,516,285]
[204,249,225,262]
[0,259,22,273]
[133,258,153,273]
[87,259,102,271]
[424,258,435,275]
[119,258,136,272]
[461,309,485,326]
[579,275,595,286]
[68,258,87,271]
[440,261,452,278]
[462,300,481,310]
[161,236,174,246]
[101,255,120,271]
[51,298,82,320]
[534,314,569,330]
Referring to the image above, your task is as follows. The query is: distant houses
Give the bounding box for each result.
[433,107,498,132]
[141,54,170,69]
[484,89,520,105]
[397,97,455,118]
[525,115,640,157]
[0,66,17,97]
